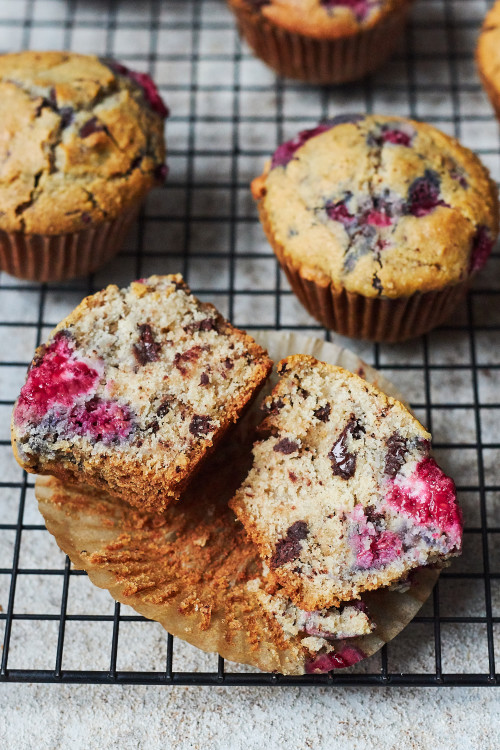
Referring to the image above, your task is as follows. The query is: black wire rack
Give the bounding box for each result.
[0,0,499,687]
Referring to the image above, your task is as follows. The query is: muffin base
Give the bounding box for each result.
[0,207,140,282]
[260,202,469,343]
[228,1,413,84]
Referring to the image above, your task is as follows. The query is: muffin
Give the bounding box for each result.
[252,114,499,342]
[477,0,500,121]
[226,0,413,84]
[11,275,272,512]
[229,355,462,610]
[0,51,168,282]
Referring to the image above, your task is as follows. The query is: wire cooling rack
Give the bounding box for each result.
[0,0,499,687]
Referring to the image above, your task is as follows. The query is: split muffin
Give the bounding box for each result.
[230,355,463,610]
[11,275,272,512]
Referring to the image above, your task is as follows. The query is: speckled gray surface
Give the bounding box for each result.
[1,683,500,749]
[1,0,499,746]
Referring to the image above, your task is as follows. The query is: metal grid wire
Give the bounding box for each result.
[0,0,499,686]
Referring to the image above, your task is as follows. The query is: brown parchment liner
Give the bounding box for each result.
[258,201,470,343]
[0,205,140,282]
[35,331,440,675]
[227,1,413,85]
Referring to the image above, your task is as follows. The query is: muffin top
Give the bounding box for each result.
[0,51,168,235]
[477,1,500,97]
[231,0,408,37]
[252,114,499,298]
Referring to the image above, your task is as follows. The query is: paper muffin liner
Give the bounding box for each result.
[228,1,412,84]
[35,331,440,676]
[259,204,469,342]
[0,206,140,282]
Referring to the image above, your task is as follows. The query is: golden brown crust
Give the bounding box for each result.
[257,193,473,342]
[228,0,410,38]
[477,1,500,121]
[227,0,412,83]
[253,114,499,300]
[0,51,166,234]
[11,275,272,513]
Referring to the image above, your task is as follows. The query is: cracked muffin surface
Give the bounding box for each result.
[0,51,167,234]
[252,114,498,299]
[229,355,463,611]
[11,274,272,512]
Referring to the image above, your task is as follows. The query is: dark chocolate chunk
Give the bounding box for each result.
[262,397,285,415]
[314,403,331,422]
[173,346,202,375]
[184,317,217,334]
[270,520,309,568]
[189,414,213,437]
[133,324,161,365]
[328,415,365,480]
[384,433,409,477]
[273,438,299,455]
[224,357,234,370]
[364,504,385,525]
[79,116,106,138]
[199,372,209,386]
[157,397,174,419]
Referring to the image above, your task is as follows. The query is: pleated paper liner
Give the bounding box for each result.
[227,1,413,85]
[259,202,469,343]
[0,205,140,282]
[35,331,440,675]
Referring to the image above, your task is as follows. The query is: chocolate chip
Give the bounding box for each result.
[189,415,213,437]
[133,324,161,365]
[384,433,408,477]
[328,415,365,480]
[173,346,202,375]
[79,116,106,138]
[270,520,309,569]
[262,397,285,415]
[224,357,234,370]
[184,317,217,334]
[364,504,385,525]
[314,403,331,422]
[199,372,209,386]
[273,438,299,455]
[157,397,174,419]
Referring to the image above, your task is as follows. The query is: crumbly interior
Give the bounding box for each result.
[0,51,166,233]
[230,355,462,611]
[12,274,272,511]
[246,577,373,645]
[256,114,498,298]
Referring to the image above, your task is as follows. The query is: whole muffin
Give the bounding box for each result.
[477,0,500,121]
[226,0,413,84]
[0,51,168,282]
[252,114,499,342]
